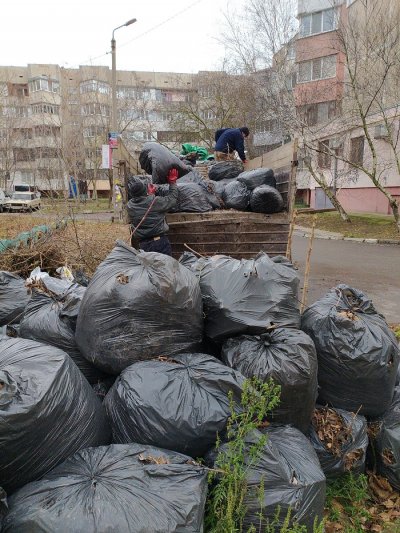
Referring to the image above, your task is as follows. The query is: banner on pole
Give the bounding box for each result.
[101,144,111,169]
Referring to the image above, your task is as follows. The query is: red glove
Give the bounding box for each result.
[243,160,248,164]
[167,168,179,184]
[147,183,156,195]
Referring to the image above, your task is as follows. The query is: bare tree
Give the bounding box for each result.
[221,0,298,73]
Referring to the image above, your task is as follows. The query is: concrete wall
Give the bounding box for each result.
[310,186,400,213]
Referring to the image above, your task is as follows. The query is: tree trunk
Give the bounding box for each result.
[323,187,352,223]
[389,197,400,233]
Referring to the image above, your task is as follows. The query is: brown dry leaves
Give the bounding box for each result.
[313,407,351,458]
[0,218,130,277]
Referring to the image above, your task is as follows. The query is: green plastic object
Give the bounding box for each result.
[180,143,209,161]
[0,225,51,254]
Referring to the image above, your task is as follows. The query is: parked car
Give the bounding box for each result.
[0,189,6,212]
[4,192,41,212]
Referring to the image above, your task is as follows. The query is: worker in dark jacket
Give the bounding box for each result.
[214,126,249,162]
[127,169,178,256]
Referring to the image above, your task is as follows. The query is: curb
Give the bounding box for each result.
[294,228,400,245]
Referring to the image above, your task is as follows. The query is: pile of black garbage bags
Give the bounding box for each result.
[0,242,399,532]
[130,142,285,214]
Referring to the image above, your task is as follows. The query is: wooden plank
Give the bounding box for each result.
[170,234,289,244]
[171,242,288,254]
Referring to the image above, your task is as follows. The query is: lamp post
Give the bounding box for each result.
[110,18,136,218]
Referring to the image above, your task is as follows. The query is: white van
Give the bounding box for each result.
[0,189,6,212]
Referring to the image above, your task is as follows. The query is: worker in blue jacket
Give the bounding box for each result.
[214,126,249,163]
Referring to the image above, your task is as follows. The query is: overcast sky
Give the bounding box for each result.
[0,0,242,73]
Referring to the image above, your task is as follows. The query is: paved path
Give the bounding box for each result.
[292,234,400,323]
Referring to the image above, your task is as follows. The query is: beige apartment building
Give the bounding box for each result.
[0,64,198,195]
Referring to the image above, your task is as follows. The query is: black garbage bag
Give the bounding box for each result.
[250,185,284,214]
[172,182,216,213]
[177,170,204,184]
[237,168,276,190]
[0,271,30,326]
[0,487,7,530]
[105,353,244,457]
[221,180,250,210]
[0,337,110,494]
[208,160,244,181]
[75,241,203,374]
[92,377,116,401]
[127,174,151,200]
[139,142,190,184]
[301,285,399,418]
[308,406,368,478]
[368,387,400,490]
[222,328,318,432]
[3,443,207,533]
[182,252,300,342]
[206,426,325,530]
[210,178,231,198]
[19,286,105,384]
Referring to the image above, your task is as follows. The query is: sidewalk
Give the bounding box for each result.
[295,225,400,245]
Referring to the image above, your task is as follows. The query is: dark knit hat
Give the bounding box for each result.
[240,127,250,137]
[129,177,147,197]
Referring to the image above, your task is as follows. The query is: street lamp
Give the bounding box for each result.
[110,17,136,217]
[111,18,136,134]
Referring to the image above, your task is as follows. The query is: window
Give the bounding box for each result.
[31,103,59,115]
[13,148,36,162]
[3,106,30,117]
[29,78,59,93]
[81,103,110,117]
[8,83,29,97]
[83,126,106,138]
[297,55,337,83]
[318,141,331,169]
[85,147,102,159]
[124,131,153,141]
[34,125,61,137]
[80,80,110,95]
[255,119,279,134]
[299,8,336,37]
[286,72,297,90]
[38,147,59,159]
[200,110,216,120]
[15,128,33,140]
[298,101,337,126]
[350,136,364,165]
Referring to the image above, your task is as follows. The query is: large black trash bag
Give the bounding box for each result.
[368,386,400,490]
[139,142,189,184]
[301,285,399,418]
[0,337,110,494]
[105,353,244,457]
[308,406,368,478]
[75,241,203,374]
[208,160,243,181]
[3,443,207,533]
[127,174,151,200]
[183,252,300,342]
[19,287,105,384]
[250,185,284,214]
[222,328,318,432]
[0,271,30,326]
[92,376,116,401]
[177,169,204,184]
[172,182,215,213]
[206,426,326,530]
[0,487,7,530]
[222,180,250,210]
[237,167,276,190]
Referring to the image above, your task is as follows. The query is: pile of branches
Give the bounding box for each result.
[0,218,130,278]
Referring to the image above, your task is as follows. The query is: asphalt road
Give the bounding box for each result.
[292,235,400,323]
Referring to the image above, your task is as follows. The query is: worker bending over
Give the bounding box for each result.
[127,169,178,256]
[214,126,249,163]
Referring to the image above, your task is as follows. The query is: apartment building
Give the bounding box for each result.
[0,64,197,195]
[295,0,400,213]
